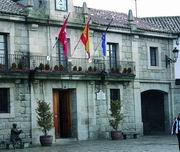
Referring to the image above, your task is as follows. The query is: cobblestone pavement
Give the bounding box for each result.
[1,135,179,152]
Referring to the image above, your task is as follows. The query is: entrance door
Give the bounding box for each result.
[141,90,165,135]
[53,89,72,138]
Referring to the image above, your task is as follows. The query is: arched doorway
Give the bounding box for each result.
[141,90,167,135]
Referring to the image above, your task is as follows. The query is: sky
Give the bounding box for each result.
[73,0,180,17]
[73,0,180,78]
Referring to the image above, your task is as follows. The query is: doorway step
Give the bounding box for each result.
[55,138,77,144]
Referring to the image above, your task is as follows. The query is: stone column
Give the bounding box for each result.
[133,81,143,134]
[87,81,97,139]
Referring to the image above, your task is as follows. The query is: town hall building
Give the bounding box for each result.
[0,0,179,144]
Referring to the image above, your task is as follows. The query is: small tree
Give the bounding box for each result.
[36,100,53,136]
[109,100,123,131]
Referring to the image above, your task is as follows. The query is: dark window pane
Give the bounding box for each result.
[110,89,120,101]
[150,47,158,66]
[0,88,10,113]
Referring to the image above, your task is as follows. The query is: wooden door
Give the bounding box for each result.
[53,89,72,138]
[60,90,72,138]
[53,89,60,138]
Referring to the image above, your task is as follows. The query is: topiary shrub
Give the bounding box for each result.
[109,100,123,131]
[36,100,53,136]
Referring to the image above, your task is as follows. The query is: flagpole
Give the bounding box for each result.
[53,38,58,48]
[72,39,81,56]
[135,0,137,18]
[94,18,113,52]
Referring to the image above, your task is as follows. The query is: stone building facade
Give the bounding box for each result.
[0,0,179,144]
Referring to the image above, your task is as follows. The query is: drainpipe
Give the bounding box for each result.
[25,15,32,139]
[86,81,90,139]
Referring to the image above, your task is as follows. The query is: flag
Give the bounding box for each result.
[58,14,69,58]
[101,32,106,56]
[80,18,91,58]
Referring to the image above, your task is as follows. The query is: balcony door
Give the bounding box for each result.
[107,43,117,69]
[57,38,71,70]
[0,34,7,68]
[57,43,67,69]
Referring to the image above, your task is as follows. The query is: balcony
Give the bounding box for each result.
[0,54,135,81]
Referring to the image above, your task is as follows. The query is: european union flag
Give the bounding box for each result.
[101,32,106,56]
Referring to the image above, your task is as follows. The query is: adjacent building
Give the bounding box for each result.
[0,0,179,144]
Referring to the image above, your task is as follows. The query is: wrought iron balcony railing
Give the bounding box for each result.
[0,54,135,76]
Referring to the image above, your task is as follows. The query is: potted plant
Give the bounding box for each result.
[36,100,53,146]
[73,66,77,71]
[109,100,123,140]
[11,63,17,70]
[123,68,127,74]
[54,65,59,71]
[39,63,44,70]
[78,66,82,72]
[88,66,93,72]
[18,62,23,70]
[59,65,64,71]
[127,67,132,74]
[45,64,50,70]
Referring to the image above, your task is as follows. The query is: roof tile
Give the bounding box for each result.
[88,8,167,32]
[142,16,180,33]
[0,0,24,15]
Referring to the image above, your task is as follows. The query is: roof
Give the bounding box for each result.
[0,0,24,15]
[0,1,175,34]
[142,16,180,33]
[88,8,168,33]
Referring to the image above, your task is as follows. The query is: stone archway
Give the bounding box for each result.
[141,90,167,135]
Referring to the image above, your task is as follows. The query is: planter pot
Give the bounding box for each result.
[40,135,53,146]
[111,131,123,140]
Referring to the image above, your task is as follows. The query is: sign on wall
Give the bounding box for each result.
[96,90,106,100]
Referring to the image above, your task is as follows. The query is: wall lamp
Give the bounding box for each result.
[165,47,179,68]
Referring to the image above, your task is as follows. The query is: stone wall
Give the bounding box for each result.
[0,80,31,140]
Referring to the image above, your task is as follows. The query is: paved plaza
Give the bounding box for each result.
[1,135,179,152]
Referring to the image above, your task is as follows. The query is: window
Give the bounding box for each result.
[0,88,10,113]
[150,47,159,66]
[110,89,120,101]
[107,43,117,69]
[0,34,7,64]
[56,38,70,68]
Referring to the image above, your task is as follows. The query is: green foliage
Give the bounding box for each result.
[45,64,50,70]
[11,63,17,69]
[39,63,44,70]
[109,100,123,131]
[18,62,23,69]
[54,65,59,71]
[36,100,53,136]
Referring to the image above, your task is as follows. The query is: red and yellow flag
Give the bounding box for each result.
[80,18,90,58]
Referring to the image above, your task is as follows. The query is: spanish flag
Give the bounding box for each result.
[80,18,91,59]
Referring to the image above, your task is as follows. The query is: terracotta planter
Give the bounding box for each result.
[40,135,53,146]
[111,131,123,140]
